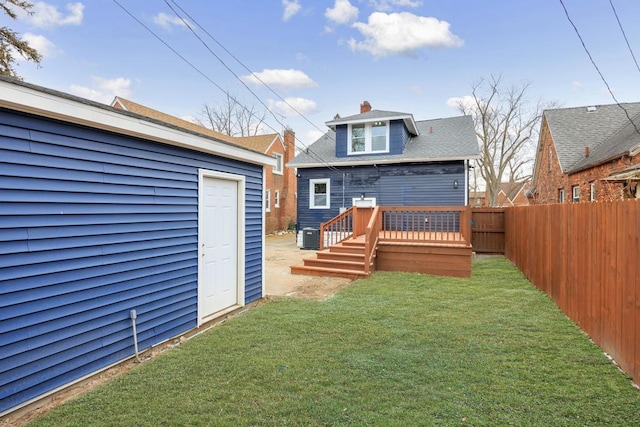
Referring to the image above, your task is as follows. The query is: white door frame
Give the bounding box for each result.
[197,169,246,326]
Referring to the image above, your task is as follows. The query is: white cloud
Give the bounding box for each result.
[70,76,132,104]
[409,85,423,95]
[21,2,84,28]
[305,129,325,145]
[20,33,59,59]
[349,12,463,57]
[369,0,422,12]
[153,12,189,30]
[446,95,475,111]
[572,81,584,90]
[325,0,358,25]
[241,69,318,91]
[268,97,317,118]
[282,0,301,21]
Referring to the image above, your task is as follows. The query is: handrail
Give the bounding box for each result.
[363,206,381,275]
[319,206,354,250]
[379,205,471,245]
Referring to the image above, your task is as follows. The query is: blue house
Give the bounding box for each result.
[0,77,274,415]
[288,101,480,242]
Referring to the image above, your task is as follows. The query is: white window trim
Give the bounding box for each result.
[310,178,330,209]
[590,182,595,201]
[274,189,280,208]
[559,188,565,203]
[572,185,579,202]
[265,189,271,212]
[347,121,390,155]
[273,152,283,175]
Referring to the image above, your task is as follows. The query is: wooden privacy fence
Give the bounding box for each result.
[505,200,640,386]
[471,208,505,253]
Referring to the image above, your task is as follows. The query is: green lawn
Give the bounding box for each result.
[28,257,640,426]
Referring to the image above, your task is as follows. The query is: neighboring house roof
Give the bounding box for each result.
[544,102,640,174]
[289,115,480,168]
[326,109,419,135]
[112,96,236,144]
[0,77,274,167]
[234,133,283,153]
[605,163,640,181]
[113,96,285,155]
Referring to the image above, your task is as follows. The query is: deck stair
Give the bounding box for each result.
[290,238,374,279]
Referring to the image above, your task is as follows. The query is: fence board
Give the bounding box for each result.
[505,199,640,386]
[471,208,505,253]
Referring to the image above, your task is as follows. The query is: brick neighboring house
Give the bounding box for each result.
[529,103,640,204]
[470,181,530,207]
[235,132,297,233]
[112,97,297,233]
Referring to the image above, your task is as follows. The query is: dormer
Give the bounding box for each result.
[326,101,419,158]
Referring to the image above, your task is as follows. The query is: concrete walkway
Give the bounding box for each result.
[264,233,352,298]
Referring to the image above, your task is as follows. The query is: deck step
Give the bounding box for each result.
[316,251,364,261]
[303,258,366,270]
[290,265,370,279]
[329,245,365,255]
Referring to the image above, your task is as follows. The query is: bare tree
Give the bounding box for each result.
[1,0,41,79]
[453,75,554,207]
[199,93,267,137]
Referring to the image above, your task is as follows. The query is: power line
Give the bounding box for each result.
[163,1,342,173]
[608,0,640,75]
[558,0,640,135]
[167,0,330,138]
[112,0,339,172]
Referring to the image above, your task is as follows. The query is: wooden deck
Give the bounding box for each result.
[291,207,473,279]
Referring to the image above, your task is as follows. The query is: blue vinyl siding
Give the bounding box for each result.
[335,120,406,158]
[388,120,405,155]
[296,162,466,229]
[0,109,263,413]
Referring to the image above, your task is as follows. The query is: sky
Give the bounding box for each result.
[5,0,640,150]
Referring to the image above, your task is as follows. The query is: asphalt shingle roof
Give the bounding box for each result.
[288,114,480,168]
[544,102,640,173]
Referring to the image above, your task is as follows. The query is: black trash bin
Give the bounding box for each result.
[301,227,320,250]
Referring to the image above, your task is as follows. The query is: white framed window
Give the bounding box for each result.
[558,188,565,203]
[264,189,271,212]
[590,182,595,201]
[273,153,283,175]
[310,178,330,209]
[572,185,579,202]
[274,190,280,208]
[348,121,389,154]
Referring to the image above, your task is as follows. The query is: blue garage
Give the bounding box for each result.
[0,77,274,414]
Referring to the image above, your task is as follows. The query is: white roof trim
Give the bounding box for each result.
[0,81,275,168]
[286,154,480,169]
[326,114,419,135]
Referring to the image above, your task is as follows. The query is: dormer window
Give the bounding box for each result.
[348,121,389,154]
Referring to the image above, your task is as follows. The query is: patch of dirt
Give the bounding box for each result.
[2,234,353,426]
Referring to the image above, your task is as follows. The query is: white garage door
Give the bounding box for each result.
[198,171,245,323]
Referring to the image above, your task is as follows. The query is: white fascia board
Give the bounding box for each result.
[327,114,419,135]
[0,81,276,168]
[289,155,480,168]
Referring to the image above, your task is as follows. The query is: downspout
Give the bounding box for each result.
[464,159,469,205]
[130,309,141,363]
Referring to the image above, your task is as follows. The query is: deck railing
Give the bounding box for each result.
[379,206,471,245]
[363,206,381,275]
[319,205,471,251]
[319,206,355,250]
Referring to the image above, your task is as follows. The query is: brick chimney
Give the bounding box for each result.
[360,101,371,113]
[283,128,296,163]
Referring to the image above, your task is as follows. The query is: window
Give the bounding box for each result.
[274,190,280,208]
[572,185,579,202]
[348,121,389,154]
[310,178,330,209]
[590,182,595,201]
[558,188,565,203]
[264,189,271,212]
[273,153,283,175]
